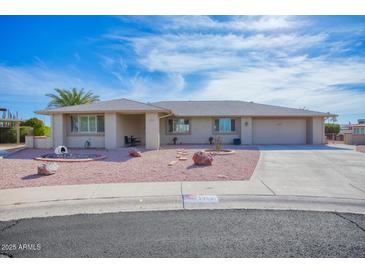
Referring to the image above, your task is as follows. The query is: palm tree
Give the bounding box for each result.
[46,88,100,107]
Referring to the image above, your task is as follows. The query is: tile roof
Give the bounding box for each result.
[35,98,335,117]
[35,98,169,114]
[153,100,334,117]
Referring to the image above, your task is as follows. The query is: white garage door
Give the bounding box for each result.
[253,119,306,145]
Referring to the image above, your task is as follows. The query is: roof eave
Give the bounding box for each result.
[169,113,337,117]
[35,109,170,115]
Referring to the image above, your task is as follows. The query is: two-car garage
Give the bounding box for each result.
[252,118,307,145]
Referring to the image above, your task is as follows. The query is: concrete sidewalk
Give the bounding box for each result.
[1,144,365,221]
[1,180,365,221]
[0,180,273,206]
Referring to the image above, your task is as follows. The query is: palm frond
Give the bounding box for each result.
[45,88,100,108]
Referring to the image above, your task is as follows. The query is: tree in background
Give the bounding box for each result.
[46,88,100,108]
[325,123,340,134]
[21,118,50,136]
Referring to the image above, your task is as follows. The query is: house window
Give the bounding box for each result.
[167,118,190,134]
[214,118,236,133]
[71,115,104,133]
[354,127,365,135]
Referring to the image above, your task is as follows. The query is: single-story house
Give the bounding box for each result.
[35,98,335,149]
[344,119,365,145]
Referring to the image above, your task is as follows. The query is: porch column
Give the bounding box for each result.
[241,117,253,145]
[15,122,20,144]
[52,114,66,147]
[105,113,118,149]
[145,113,160,150]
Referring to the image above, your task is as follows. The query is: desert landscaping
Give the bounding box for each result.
[0,145,260,189]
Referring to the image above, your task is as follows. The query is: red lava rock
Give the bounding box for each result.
[128,148,142,157]
[192,151,214,166]
[37,163,59,175]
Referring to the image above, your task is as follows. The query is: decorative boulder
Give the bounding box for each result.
[168,160,177,166]
[37,163,59,175]
[192,151,214,166]
[128,148,142,157]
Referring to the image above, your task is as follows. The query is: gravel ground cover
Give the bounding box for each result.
[0,145,259,189]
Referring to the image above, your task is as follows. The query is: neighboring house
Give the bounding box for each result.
[336,123,352,141]
[344,119,365,145]
[35,98,335,149]
[0,108,22,144]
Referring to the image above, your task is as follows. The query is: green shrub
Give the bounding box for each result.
[325,123,340,134]
[34,126,45,136]
[44,126,51,137]
[21,118,50,136]
[20,117,44,128]
[0,126,32,143]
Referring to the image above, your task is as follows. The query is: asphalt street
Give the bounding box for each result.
[1,209,364,258]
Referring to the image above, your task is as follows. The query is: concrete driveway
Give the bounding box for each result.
[1,144,365,221]
[0,144,25,158]
[251,145,365,200]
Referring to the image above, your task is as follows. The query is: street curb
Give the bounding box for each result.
[183,194,365,214]
[1,194,364,221]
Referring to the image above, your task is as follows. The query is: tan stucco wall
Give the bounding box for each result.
[145,113,160,149]
[25,136,52,149]
[105,113,118,149]
[160,116,241,145]
[34,136,52,149]
[52,113,146,149]
[50,112,327,148]
[311,117,325,144]
[66,136,105,148]
[344,133,352,144]
[51,114,66,147]
[118,114,145,146]
[306,117,325,144]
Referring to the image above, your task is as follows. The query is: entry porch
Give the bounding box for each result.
[51,112,161,150]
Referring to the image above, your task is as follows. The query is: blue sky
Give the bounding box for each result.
[0,16,364,125]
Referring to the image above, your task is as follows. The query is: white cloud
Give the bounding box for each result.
[161,16,306,32]
[129,33,326,52]
[194,58,365,115]
[128,72,185,101]
[104,16,365,122]
[139,51,243,73]
[112,32,326,73]
[3,16,363,123]
[242,16,306,31]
